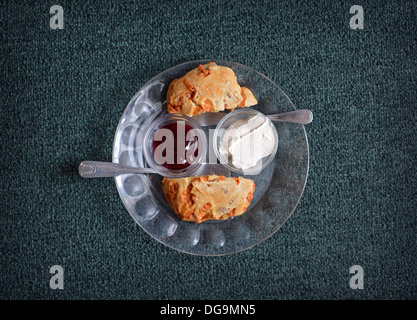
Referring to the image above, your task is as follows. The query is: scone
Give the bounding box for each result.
[167,62,258,116]
[161,175,255,223]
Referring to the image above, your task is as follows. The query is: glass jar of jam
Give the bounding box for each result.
[143,113,207,178]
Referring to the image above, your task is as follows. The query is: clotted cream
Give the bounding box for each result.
[219,115,276,170]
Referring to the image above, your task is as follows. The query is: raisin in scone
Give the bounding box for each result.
[167,62,258,117]
[161,175,255,223]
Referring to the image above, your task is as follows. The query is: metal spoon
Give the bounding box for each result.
[193,109,313,126]
[267,109,313,124]
[78,161,230,178]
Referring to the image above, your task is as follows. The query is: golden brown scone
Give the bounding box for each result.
[167,62,258,116]
[161,175,255,223]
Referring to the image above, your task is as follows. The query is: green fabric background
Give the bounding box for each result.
[1,0,416,300]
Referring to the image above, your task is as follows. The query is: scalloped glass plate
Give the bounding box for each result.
[112,59,309,256]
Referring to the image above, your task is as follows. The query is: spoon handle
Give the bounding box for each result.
[267,109,313,124]
[78,161,155,178]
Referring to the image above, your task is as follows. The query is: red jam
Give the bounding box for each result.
[152,122,199,170]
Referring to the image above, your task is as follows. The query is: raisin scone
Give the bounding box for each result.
[161,175,255,223]
[167,62,258,117]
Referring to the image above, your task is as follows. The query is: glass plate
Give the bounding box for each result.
[112,59,309,256]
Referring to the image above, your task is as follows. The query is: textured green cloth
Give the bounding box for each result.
[1,0,416,299]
